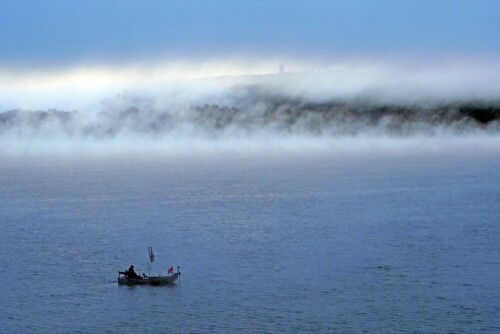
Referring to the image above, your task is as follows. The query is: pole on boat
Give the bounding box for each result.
[148,247,155,276]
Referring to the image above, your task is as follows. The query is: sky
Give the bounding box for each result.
[1,0,500,111]
[1,0,499,67]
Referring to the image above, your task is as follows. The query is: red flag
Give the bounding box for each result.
[167,266,174,274]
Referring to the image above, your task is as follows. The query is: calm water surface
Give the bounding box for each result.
[1,152,499,333]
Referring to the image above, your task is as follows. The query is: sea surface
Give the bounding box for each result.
[1,151,499,333]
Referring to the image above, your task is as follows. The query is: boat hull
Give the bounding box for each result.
[117,273,180,286]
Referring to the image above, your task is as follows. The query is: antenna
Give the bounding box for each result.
[148,247,155,276]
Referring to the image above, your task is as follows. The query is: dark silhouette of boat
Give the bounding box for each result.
[118,247,180,285]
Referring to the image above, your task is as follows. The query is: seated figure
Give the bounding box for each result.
[126,265,139,278]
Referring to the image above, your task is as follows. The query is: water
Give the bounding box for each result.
[1,152,499,333]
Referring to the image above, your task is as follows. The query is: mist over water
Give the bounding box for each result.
[3,1,500,331]
[2,61,500,155]
[2,61,500,333]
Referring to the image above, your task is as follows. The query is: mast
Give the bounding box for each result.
[147,246,155,276]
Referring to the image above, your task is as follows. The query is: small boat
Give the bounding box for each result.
[118,247,181,286]
[117,272,180,286]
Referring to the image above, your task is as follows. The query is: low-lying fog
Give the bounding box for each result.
[1,59,499,156]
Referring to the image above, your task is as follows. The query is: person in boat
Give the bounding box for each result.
[127,265,140,279]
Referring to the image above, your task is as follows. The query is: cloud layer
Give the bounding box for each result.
[1,59,500,155]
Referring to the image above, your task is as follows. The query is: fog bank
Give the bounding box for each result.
[2,59,500,156]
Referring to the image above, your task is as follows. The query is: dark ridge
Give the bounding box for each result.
[1,95,499,138]
[458,105,500,124]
